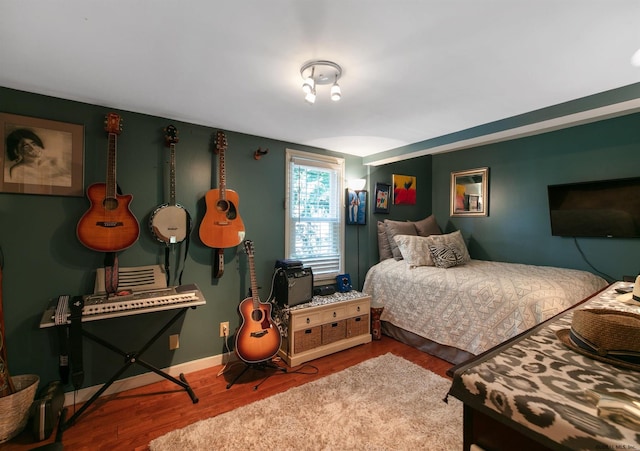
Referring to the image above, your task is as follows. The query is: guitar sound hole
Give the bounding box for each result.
[251,309,264,323]
[103,197,119,211]
[216,199,229,213]
[226,203,237,220]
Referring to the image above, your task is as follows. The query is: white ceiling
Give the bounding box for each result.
[1,1,639,159]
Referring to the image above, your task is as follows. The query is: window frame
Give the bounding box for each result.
[284,148,345,283]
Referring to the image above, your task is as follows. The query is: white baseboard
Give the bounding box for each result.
[63,352,236,407]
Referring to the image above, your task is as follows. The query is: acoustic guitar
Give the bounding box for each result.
[235,240,281,364]
[149,125,189,245]
[199,131,245,249]
[76,113,140,252]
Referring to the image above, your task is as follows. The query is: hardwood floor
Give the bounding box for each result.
[0,336,453,451]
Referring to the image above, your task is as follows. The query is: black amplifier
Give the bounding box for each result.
[274,266,313,308]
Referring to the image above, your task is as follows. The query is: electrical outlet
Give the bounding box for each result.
[169,334,179,350]
[219,321,229,337]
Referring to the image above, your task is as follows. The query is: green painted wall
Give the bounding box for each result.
[431,112,640,281]
[0,87,364,389]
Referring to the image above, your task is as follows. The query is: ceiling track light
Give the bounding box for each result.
[300,60,342,103]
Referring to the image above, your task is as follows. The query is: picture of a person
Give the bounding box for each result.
[4,127,72,187]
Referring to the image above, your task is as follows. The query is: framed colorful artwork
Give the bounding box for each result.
[374,182,391,214]
[392,174,416,205]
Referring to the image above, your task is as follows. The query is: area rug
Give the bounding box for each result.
[149,353,462,450]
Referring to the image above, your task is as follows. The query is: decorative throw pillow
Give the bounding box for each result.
[384,219,417,259]
[425,230,471,263]
[427,242,467,268]
[377,221,393,261]
[412,215,442,237]
[393,235,435,267]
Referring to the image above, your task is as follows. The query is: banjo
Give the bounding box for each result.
[149,125,190,245]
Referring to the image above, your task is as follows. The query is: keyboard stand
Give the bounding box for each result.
[56,306,199,438]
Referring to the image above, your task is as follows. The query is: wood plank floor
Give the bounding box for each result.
[0,336,453,451]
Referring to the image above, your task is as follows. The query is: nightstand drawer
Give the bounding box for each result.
[322,306,346,323]
[291,311,323,331]
[346,300,369,316]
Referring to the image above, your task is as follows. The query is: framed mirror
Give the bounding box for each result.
[450,167,489,217]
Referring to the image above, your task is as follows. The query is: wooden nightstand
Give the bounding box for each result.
[276,292,371,367]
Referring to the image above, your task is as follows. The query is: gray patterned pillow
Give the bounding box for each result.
[427,243,467,268]
[393,235,435,267]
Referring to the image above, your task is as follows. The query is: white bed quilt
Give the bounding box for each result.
[363,259,607,356]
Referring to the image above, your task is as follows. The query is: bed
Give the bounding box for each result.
[363,217,609,364]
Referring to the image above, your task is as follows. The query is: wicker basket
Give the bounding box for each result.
[0,374,39,444]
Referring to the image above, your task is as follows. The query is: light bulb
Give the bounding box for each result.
[302,77,315,94]
[305,90,316,104]
[331,83,341,101]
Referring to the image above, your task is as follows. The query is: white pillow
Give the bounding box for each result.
[393,235,435,267]
[425,230,471,264]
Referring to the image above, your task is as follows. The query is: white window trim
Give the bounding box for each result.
[285,148,345,283]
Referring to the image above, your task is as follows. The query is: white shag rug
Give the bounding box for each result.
[149,353,462,450]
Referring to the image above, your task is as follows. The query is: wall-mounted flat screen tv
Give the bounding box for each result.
[548,177,640,238]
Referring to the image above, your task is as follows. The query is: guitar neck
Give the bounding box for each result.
[218,145,226,200]
[168,143,177,205]
[106,132,118,198]
[248,252,260,309]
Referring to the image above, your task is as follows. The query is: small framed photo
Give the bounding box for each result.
[346,189,367,225]
[451,167,489,217]
[374,182,391,214]
[0,113,84,196]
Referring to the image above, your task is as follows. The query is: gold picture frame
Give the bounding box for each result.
[0,113,84,196]
[451,167,489,217]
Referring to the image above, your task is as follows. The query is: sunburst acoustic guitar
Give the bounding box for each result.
[76,113,140,252]
[149,125,190,245]
[199,131,245,249]
[235,240,281,364]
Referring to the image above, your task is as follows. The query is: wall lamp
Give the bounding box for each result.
[300,60,342,104]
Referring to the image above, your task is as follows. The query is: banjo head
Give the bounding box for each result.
[150,204,189,244]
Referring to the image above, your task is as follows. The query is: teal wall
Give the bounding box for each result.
[2,84,638,393]
[0,87,364,389]
[431,112,640,281]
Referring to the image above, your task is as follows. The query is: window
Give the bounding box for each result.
[285,149,344,281]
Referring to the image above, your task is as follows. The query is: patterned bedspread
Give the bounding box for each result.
[362,259,607,356]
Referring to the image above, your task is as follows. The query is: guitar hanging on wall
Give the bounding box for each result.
[149,125,190,245]
[199,131,245,277]
[76,113,140,252]
[235,240,281,364]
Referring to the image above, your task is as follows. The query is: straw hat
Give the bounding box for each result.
[556,308,640,371]
[617,278,640,304]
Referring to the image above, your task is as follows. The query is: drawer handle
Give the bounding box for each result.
[354,317,361,322]
[304,329,313,334]
[331,322,339,327]
[357,306,361,312]
[333,312,337,318]
[306,318,311,324]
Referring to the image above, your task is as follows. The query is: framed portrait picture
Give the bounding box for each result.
[374,182,391,214]
[392,174,416,205]
[0,113,84,196]
[450,167,489,217]
[346,188,367,225]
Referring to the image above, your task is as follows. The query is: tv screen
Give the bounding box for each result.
[547,177,640,238]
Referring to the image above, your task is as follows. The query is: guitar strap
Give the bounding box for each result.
[163,210,192,286]
[69,296,84,390]
[103,252,119,295]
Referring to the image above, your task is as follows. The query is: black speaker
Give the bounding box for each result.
[274,267,313,307]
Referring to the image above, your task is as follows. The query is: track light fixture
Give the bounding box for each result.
[300,60,342,104]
